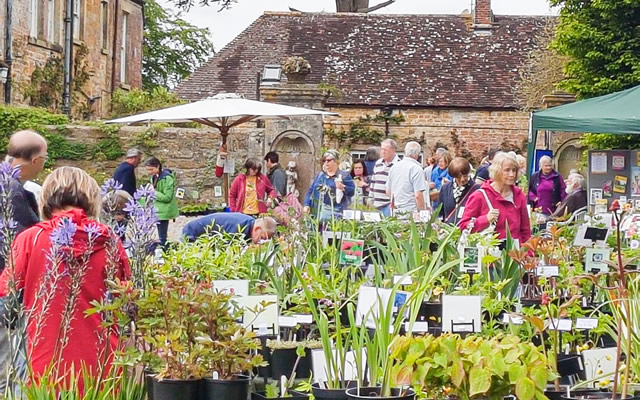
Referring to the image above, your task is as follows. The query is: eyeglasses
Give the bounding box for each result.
[323,158,335,163]
[35,154,49,162]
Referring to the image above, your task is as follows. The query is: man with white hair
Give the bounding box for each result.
[386,141,427,214]
[369,138,400,217]
[550,173,587,219]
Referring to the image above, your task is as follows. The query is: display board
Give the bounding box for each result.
[587,150,638,211]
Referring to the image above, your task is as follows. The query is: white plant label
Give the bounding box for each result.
[575,318,598,330]
[278,316,298,328]
[393,275,413,285]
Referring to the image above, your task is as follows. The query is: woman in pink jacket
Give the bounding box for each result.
[459,152,531,243]
[229,158,277,216]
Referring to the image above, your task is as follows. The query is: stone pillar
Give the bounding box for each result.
[260,84,330,200]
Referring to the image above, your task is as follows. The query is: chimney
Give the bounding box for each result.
[473,0,493,33]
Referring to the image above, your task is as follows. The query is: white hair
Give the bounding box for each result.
[568,173,585,189]
[539,155,553,168]
[381,138,397,150]
[255,217,278,236]
[404,141,422,158]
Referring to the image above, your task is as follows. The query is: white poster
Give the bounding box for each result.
[591,152,607,174]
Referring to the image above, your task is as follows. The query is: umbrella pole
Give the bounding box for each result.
[221,130,229,209]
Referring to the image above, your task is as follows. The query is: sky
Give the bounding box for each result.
[163,0,559,52]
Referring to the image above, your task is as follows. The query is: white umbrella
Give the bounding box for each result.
[107,92,337,145]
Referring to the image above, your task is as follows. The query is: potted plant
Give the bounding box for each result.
[387,333,556,400]
[198,287,267,400]
[266,339,321,380]
[252,345,310,400]
[135,272,207,400]
[281,56,311,83]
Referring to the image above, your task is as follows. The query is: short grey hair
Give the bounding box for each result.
[255,216,278,237]
[539,155,553,168]
[381,138,397,150]
[569,173,586,189]
[404,141,422,158]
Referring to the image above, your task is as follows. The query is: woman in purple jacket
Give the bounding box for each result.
[528,155,566,216]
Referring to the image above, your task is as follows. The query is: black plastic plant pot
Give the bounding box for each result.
[545,387,600,400]
[417,301,442,324]
[251,390,309,400]
[201,374,250,400]
[151,377,201,400]
[270,348,311,380]
[345,387,416,400]
[144,369,154,400]
[312,381,358,400]
[562,393,635,400]
[557,354,586,379]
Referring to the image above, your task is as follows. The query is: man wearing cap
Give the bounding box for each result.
[113,148,143,196]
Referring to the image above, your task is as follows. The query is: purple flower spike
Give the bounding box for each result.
[100,178,123,196]
[50,217,78,247]
[134,184,156,201]
[84,223,101,241]
[0,161,20,182]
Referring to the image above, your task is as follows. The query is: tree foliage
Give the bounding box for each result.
[515,18,570,111]
[550,0,640,99]
[111,87,185,118]
[143,0,215,90]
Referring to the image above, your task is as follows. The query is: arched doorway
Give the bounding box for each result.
[556,139,586,178]
[271,130,316,200]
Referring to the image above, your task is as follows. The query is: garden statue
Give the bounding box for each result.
[286,160,298,196]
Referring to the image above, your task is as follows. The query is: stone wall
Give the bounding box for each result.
[0,0,143,117]
[323,106,531,164]
[55,124,264,205]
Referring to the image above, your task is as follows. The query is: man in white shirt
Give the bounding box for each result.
[387,141,427,215]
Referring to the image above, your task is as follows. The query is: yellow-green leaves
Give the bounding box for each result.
[469,367,491,396]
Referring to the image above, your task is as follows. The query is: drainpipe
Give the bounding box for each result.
[4,0,12,103]
[62,0,74,115]
[110,0,120,97]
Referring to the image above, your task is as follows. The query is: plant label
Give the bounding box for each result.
[278,316,298,328]
[575,318,598,330]
[442,295,481,333]
[548,318,573,331]
[393,275,413,285]
[405,321,429,334]
[293,314,313,324]
[502,313,524,325]
[536,265,559,277]
[585,248,611,273]
[175,188,185,199]
[214,186,222,197]
[459,247,483,274]
[362,212,381,222]
[339,239,365,266]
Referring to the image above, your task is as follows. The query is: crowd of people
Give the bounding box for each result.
[0,128,589,392]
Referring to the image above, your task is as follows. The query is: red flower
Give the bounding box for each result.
[541,293,551,306]
[610,200,621,212]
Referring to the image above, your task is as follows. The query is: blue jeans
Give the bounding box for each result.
[378,204,391,217]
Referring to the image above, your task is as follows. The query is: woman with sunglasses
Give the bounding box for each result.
[303,150,355,221]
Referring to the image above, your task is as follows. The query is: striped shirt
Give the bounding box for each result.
[369,155,400,209]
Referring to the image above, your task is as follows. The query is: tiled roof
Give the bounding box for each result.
[176,12,550,109]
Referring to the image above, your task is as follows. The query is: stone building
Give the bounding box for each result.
[177,0,556,180]
[0,0,143,117]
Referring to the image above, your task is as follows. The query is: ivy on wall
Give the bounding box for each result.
[20,44,92,116]
[325,111,404,148]
[0,106,125,164]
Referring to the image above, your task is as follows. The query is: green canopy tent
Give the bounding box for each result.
[527,85,640,177]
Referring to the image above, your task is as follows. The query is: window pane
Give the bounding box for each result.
[101,1,108,49]
[120,13,128,83]
[29,0,38,37]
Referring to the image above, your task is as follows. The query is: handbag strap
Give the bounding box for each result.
[477,189,495,211]
[445,185,475,222]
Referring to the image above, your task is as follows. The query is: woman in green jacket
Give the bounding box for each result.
[145,157,179,249]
